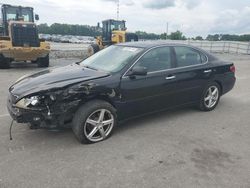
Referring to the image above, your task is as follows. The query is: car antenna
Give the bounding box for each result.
[9,120,14,140]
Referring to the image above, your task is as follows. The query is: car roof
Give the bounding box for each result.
[116,40,218,60]
[117,40,198,49]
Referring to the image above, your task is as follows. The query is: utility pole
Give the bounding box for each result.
[117,0,120,20]
[166,22,168,40]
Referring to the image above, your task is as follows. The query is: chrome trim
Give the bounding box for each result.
[204,69,212,73]
[122,44,209,78]
[165,75,176,80]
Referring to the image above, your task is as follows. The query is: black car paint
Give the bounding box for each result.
[7,42,236,128]
[10,64,110,100]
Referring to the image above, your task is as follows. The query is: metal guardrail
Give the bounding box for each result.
[166,40,250,55]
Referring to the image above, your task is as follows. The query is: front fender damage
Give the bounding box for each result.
[26,82,119,129]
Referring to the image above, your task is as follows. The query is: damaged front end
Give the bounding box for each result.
[7,79,118,130]
[7,87,82,129]
[7,63,119,133]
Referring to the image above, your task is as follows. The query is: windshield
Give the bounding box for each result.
[111,21,125,31]
[81,45,143,72]
[5,7,33,22]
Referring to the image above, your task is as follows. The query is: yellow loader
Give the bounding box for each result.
[88,19,138,56]
[0,4,50,69]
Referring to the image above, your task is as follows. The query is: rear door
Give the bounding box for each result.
[172,46,212,105]
[119,46,177,119]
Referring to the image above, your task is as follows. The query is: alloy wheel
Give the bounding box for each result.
[204,86,219,108]
[84,109,114,142]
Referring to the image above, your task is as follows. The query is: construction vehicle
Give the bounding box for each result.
[88,19,138,56]
[0,4,50,69]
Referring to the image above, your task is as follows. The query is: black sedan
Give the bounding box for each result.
[7,42,236,144]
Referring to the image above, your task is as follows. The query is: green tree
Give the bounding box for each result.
[37,23,50,34]
[206,34,221,41]
[135,31,160,40]
[195,36,203,40]
[169,30,186,40]
[37,23,101,36]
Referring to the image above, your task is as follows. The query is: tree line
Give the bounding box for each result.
[37,23,250,42]
[135,30,186,40]
[205,34,250,41]
[37,23,101,36]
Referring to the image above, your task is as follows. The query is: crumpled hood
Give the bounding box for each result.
[9,63,109,99]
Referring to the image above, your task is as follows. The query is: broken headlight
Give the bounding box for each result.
[16,96,40,109]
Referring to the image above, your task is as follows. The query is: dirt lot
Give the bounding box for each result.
[0,53,249,188]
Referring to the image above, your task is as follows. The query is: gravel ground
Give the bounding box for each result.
[50,42,90,59]
[0,53,249,188]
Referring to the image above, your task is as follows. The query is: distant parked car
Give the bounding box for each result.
[70,38,81,43]
[60,36,70,43]
[7,42,236,144]
[39,34,52,41]
[51,35,62,43]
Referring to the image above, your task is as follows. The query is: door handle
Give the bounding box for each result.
[204,69,212,73]
[165,75,176,80]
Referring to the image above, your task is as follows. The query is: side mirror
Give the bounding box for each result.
[35,14,39,21]
[127,66,147,77]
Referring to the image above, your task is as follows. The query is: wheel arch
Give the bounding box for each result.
[82,95,117,110]
[214,80,223,95]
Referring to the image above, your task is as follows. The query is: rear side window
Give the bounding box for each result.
[134,46,172,72]
[174,47,206,67]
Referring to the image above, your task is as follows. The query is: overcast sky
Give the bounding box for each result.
[1,0,250,37]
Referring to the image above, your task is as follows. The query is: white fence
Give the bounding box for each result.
[50,40,250,55]
[166,40,250,55]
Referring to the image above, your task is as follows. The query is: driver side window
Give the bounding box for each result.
[134,47,172,72]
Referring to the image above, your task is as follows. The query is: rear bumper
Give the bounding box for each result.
[0,41,50,61]
[221,75,236,95]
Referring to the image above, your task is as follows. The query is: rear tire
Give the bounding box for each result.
[0,55,11,69]
[199,82,221,111]
[72,100,117,144]
[37,55,49,67]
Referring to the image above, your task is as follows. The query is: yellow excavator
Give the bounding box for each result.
[0,4,50,68]
[88,19,138,56]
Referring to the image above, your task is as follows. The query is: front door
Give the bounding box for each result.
[119,46,177,119]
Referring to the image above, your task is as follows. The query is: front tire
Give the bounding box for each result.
[37,55,49,67]
[199,82,221,111]
[87,44,100,57]
[72,100,117,144]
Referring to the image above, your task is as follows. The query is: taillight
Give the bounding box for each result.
[230,65,235,73]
